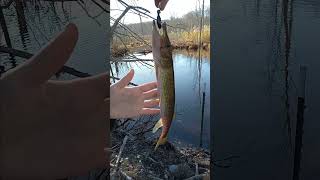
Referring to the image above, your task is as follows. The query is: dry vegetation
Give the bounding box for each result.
[110,117,211,180]
[111,25,210,58]
[111,2,210,59]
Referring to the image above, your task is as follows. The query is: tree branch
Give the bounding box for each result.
[110,0,150,37]
[0,46,140,86]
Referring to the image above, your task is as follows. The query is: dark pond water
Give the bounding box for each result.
[0,1,108,78]
[213,0,320,179]
[111,50,211,149]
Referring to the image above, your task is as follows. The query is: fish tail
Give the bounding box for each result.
[154,136,168,150]
[152,118,163,133]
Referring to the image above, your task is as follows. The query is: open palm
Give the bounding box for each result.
[0,24,109,179]
[110,69,160,119]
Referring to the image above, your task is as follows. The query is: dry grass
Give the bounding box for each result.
[111,25,210,57]
[169,25,210,45]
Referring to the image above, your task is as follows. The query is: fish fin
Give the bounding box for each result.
[173,113,176,120]
[152,118,163,133]
[154,136,168,150]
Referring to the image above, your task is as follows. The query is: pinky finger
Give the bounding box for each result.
[141,108,160,115]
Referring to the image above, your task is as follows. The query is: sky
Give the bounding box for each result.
[110,0,210,25]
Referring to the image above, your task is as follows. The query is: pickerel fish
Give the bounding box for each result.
[152,20,175,150]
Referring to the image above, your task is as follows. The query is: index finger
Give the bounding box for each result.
[139,81,157,92]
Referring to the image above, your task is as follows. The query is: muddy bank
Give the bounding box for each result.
[171,42,210,51]
[110,129,210,180]
[111,41,210,59]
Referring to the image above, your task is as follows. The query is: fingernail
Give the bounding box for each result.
[64,23,79,39]
[66,22,75,29]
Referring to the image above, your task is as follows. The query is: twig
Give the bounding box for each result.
[148,156,161,164]
[111,59,153,62]
[110,76,138,86]
[112,0,185,30]
[0,46,141,85]
[0,46,91,77]
[40,0,78,1]
[76,1,102,26]
[116,118,134,128]
[147,175,163,180]
[119,170,132,180]
[91,0,110,14]
[111,17,151,47]
[98,0,110,6]
[110,3,149,36]
[195,163,199,175]
[116,135,129,168]
[116,0,166,28]
[0,0,14,8]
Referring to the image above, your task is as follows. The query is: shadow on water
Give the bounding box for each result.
[213,0,320,179]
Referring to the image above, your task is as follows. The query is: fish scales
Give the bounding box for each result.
[152,20,175,150]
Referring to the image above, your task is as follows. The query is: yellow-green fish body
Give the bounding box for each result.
[152,21,175,150]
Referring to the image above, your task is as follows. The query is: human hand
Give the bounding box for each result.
[0,23,109,179]
[110,69,160,119]
[154,0,169,11]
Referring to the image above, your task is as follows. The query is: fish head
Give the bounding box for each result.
[152,20,161,66]
[160,22,173,64]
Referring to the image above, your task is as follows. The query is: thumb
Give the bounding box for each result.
[114,69,134,88]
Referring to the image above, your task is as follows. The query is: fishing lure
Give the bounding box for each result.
[156,9,162,29]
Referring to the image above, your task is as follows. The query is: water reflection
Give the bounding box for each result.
[0,0,108,77]
[213,0,320,179]
[111,50,211,149]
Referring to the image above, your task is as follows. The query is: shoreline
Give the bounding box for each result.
[111,42,210,59]
[110,128,210,180]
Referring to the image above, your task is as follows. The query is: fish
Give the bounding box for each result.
[152,20,175,150]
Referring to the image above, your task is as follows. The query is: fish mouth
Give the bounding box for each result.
[152,20,161,65]
[152,21,170,47]
[152,20,161,34]
[152,21,171,65]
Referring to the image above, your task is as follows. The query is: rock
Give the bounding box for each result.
[168,165,178,173]
[168,164,193,179]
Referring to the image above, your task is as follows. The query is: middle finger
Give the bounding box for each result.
[143,88,159,100]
